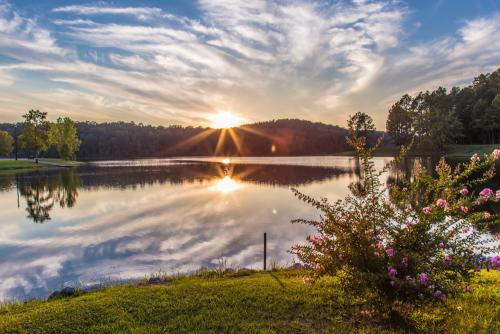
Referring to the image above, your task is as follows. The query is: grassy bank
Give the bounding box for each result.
[335,144,498,158]
[0,160,52,176]
[38,158,85,166]
[445,144,499,158]
[0,159,83,176]
[0,270,498,333]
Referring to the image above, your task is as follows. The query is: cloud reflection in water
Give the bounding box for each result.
[0,158,373,300]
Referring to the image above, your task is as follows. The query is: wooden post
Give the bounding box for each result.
[263,232,267,271]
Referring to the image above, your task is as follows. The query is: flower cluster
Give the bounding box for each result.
[292,143,500,308]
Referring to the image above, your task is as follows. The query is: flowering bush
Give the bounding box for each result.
[291,135,499,309]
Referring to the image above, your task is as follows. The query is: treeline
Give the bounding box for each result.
[387,68,500,149]
[74,119,352,158]
[0,119,369,159]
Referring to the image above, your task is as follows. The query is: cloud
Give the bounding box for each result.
[0,1,498,128]
[52,5,162,20]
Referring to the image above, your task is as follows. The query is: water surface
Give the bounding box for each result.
[0,156,496,301]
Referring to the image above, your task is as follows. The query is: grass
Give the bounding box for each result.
[0,160,53,175]
[38,158,85,166]
[0,269,498,333]
[0,159,84,176]
[335,144,499,158]
[445,145,499,158]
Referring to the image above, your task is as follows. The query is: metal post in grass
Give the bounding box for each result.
[14,123,18,160]
[263,232,267,271]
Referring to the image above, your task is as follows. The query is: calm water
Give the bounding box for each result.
[0,156,496,301]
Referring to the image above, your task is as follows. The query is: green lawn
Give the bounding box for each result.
[0,160,52,175]
[38,158,85,166]
[335,144,498,158]
[0,159,84,176]
[445,145,499,158]
[0,270,498,333]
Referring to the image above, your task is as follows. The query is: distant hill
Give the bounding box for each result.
[0,119,386,159]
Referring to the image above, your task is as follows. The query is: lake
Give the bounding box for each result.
[0,156,497,301]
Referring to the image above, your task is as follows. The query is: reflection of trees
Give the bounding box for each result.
[386,157,437,187]
[20,179,54,223]
[78,163,356,189]
[18,169,80,223]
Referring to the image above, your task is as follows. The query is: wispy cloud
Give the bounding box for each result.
[0,1,498,128]
[52,5,162,20]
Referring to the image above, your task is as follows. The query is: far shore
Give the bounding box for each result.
[334,144,499,158]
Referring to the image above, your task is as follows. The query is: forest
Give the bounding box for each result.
[0,119,364,159]
[387,68,500,149]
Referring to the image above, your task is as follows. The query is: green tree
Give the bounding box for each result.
[0,130,13,156]
[51,117,81,160]
[347,112,375,138]
[19,110,52,162]
[386,94,415,146]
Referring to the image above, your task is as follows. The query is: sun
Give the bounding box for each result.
[210,111,244,129]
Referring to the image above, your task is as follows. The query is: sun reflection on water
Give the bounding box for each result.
[214,176,240,193]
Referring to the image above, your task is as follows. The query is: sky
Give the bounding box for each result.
[0,0,499,129]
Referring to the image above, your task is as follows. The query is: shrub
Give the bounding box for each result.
[291,130,499,311]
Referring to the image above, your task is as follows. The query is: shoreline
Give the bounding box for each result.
[0,159,84,176]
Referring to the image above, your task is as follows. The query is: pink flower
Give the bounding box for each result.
[433,290,446,300]
[483,211,491,219]
[462,227,471,233]
[460,206,469,213]
[388,267,398,277]
[405,275,413,281]
[419,273,429,285]
[309,235,322,245]
[373,252,380,257]
[404,203,412,213]
[490,256,500,270]
[314,263,321,270]
[479,188,494,198]
[401,257,409,266]
[471,153,480,163]
[444,206,451,213]
[436,198,449,208]
[389,280,396,286]
[460,188,469,196]
[438,242,445,249]
[492,149,500,159]
[423,206,432,214]
[385,248,394,257]
[303,276,310,284]
[376,242,384,249]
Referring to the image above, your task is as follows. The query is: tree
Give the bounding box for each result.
[347,112,375,138]
[0,130,13,156]
[19,110,52,162]
[51,117,81,160]
[419,88,462,151]
[386,94,415,146]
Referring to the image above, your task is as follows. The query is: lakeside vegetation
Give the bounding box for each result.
[386,68,499,149]
[0,269,497,333]
[0,159,83,176]
[0,160,53,176]
[336,144,500,158]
